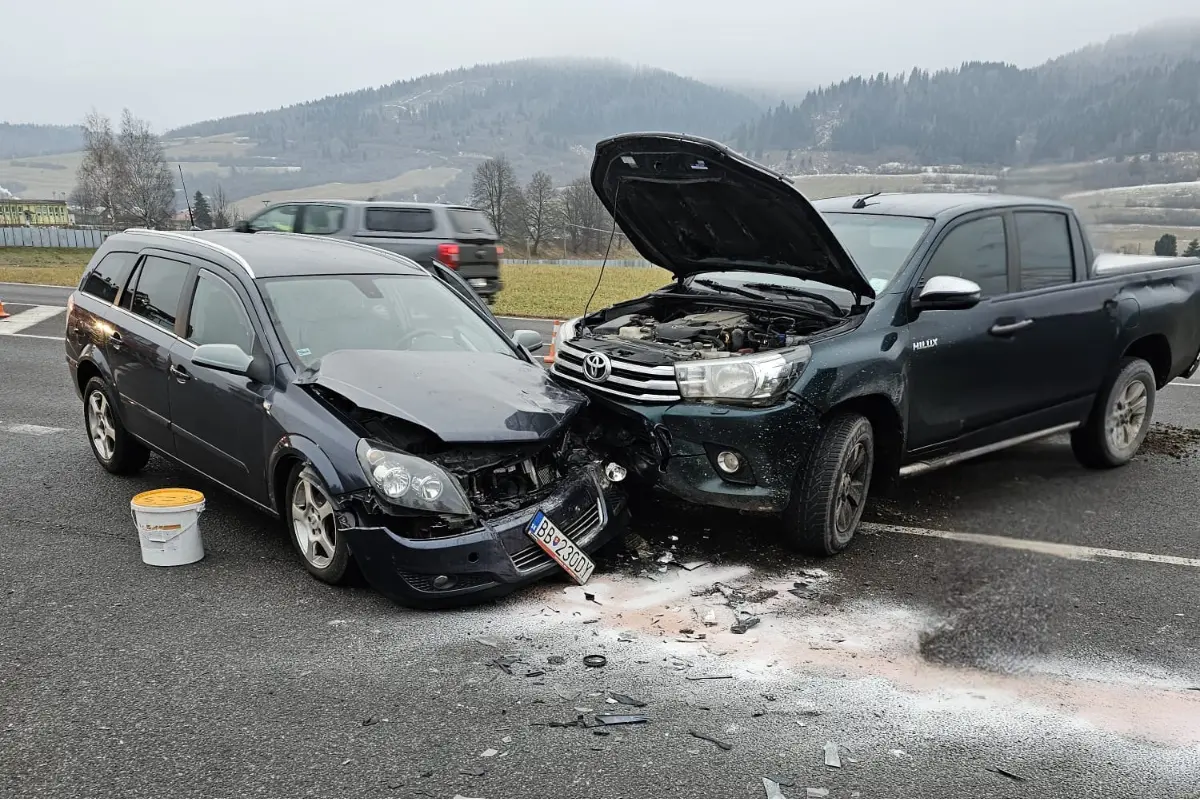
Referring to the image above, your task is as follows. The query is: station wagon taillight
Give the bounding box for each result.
[437,242,460,269]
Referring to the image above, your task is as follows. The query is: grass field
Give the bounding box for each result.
[0,248,671,319]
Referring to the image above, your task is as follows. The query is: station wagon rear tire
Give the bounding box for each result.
[783,412,874,557]
[83,377,150,475]
[1071,356,1156,469]
[285,463,357,585]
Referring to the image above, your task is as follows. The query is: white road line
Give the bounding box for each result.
[0,305,65,335]
[861,522,1200,569]
[1166,381,1200,388]
[3,332,63,341]
[0,422,66,436]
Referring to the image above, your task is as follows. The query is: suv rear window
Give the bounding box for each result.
[447,209,497,238]
[81,251,138,303]
[365,207,435,233]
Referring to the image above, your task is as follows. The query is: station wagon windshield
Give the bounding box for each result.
[260,274,514,368]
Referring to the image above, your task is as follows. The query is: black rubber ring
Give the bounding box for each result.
[583,654,607,668]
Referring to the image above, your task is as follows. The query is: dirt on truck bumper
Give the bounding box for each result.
[338,464,628,608]
[584,394,823,514]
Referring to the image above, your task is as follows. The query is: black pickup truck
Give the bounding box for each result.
[552,132,1200,556]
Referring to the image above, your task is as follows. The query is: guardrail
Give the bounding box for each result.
[0,227,122,248]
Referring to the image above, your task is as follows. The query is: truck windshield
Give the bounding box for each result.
[822,212,933,292]
[260,274,514,369]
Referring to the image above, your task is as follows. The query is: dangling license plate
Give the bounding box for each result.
[525,509,595,584]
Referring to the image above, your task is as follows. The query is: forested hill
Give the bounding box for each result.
[0,123,85,160]
[733,21,1200,166]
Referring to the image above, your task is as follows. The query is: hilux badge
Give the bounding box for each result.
[583,352,612,383]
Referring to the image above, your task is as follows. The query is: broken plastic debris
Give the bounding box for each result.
[889,748,910,759]
[476,638,498,648]
[682,560,709,571]
[731,617,760,634]
[583,654,607,668]
[762,778,785,798]
[690,730,732,750]
[480,748,498,758]
[686,674,733,681]
[800,568,828,579]
[657,552,675,564]
[501,736,512,744]
[824,741,842,768]
[703,609,718,626]
[806,789,828,798]
[595,714,649,726]
[584,592,602,605]
[607,693,647,708]
[987,766,1027,782]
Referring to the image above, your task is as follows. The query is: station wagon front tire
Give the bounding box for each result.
[286,464,357,585]
[783,412,875,557]
[1071,356,1156,469]
[83,377,150,475]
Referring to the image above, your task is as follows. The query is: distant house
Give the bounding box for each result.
[0,199,71,227]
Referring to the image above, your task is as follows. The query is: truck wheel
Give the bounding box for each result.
[783,412,874,556]
[1071,356,1156,469]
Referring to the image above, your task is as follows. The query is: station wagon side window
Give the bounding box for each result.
[184,269,256,354]
[126,255,191,330]
[364,207,436,233]
[1015,211,1074,290]
[248,204,299,233]
[80,251,138,304]
[921,215,1009,298]
[297,204,346,235]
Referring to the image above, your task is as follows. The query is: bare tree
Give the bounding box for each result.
[210,184,240,228]
[522,171,560,256]
[73,111,125,224]
[560,176,611,254]
[118,110,176,229]
[470,155,519,240]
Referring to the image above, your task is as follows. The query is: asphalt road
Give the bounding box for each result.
[3,298,1200,798]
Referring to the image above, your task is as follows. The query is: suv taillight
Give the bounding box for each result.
[437,243,460,269]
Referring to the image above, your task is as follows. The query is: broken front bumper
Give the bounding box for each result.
[339,463,627,607]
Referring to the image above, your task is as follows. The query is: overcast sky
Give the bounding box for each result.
[4,0,1197,131]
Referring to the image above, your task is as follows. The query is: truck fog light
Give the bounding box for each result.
[604,462,628,483]
[432,574,456,590]
[715,451,742,474]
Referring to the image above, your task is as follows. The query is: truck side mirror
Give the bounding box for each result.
[912,275,982,311]
[233,220,252,233]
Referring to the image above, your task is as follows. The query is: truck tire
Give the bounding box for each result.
[1071,356,1156,469]
[782,412,874,556]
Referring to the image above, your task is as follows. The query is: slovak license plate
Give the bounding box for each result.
[525,509,595,584]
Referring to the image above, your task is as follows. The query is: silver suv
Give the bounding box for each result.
[233,200,503,303]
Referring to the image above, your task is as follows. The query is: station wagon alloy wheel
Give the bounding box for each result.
[86,390,116,462]
[292,473,337,570]
[1106,378,1149,454]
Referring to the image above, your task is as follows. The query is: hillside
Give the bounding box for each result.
[734,20,1200,167]
[157,58,764,204]
[0,123,85,162]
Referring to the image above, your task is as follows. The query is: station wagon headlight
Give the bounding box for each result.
[356,440,472,515]
[675,346,811,403]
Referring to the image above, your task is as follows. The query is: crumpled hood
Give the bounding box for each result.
[590,132,875,300]
[298,350,587,443]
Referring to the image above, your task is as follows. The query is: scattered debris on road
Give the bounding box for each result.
[762,777,786,798]
[731,616,760,634]
[480,748,498,758]
[595,713,649,726]
[824,741,842,768]
[583,654,607,668]
[690,729,733,750]
[806,789,829,798]
[987,766,1027,782]
[607,693,647,707]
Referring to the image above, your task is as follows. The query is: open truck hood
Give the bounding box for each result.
[299,350,587,443]
[590,132,875,300]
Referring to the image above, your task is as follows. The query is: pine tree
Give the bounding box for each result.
[1184,238,1200,258]
[1154,233,1178,257]
[193,191,213,229]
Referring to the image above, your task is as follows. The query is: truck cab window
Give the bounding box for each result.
[923,215,1008,297]
[249,205,299,232]
[1016,211,1074,290]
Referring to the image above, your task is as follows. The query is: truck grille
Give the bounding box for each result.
[509,497,605,573]
[551,341,681,403]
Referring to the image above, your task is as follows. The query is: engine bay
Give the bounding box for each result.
[583,307,824,359]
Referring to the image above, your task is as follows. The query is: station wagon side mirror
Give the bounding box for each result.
[913,275,982,311]
[193,343,254,375]
[512,329,544,352]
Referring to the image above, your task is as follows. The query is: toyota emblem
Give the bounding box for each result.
[582,352,612,383]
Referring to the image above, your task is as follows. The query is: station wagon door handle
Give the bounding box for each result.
[989,319,1034,336]
[169,364,191,382]
[108,330,123,349]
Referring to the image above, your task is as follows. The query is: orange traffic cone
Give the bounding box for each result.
[544,320,560,364]
[0,298,9,320]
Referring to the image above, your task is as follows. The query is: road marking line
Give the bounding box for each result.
[1,423,66,436]
[860,522,1200,568]
[1166,381,1200,388]
[3,332,63,341]
[0,305,64,335]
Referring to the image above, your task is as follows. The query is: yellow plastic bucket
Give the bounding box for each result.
[130,488,206,566]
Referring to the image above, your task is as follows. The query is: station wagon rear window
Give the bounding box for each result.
[81,251,138,304]
[365,207,435,233]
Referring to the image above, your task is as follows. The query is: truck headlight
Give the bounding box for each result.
[554,317,580,350]
[355,439,472,515]
[675,346,811,403]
